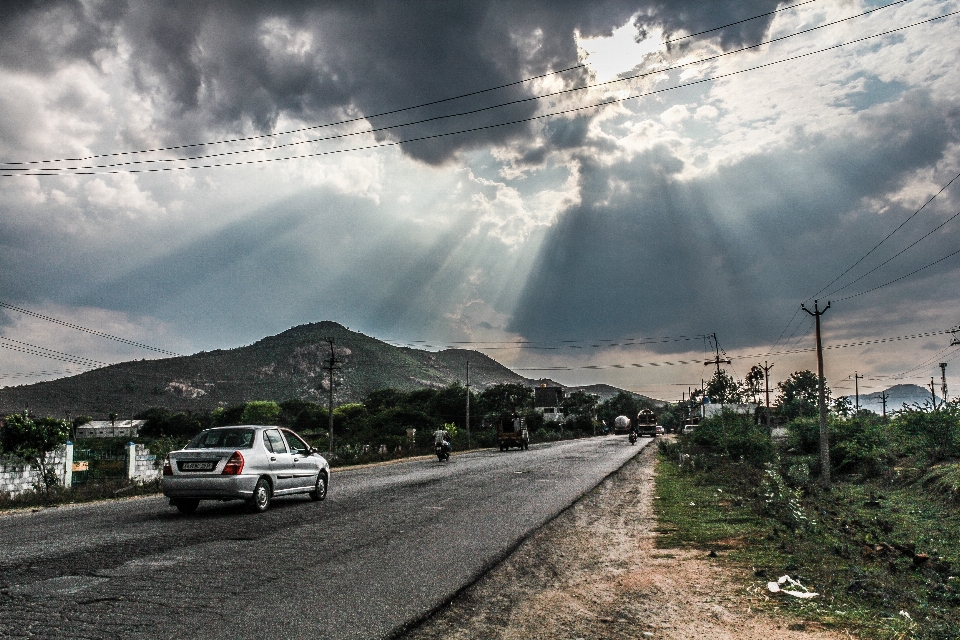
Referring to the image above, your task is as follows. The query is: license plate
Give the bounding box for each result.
[180,461,216,471]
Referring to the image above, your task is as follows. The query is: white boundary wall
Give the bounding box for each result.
[0,442,159,498]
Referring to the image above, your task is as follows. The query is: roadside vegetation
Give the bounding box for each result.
[1,383,654,508]
[655,372,960,639]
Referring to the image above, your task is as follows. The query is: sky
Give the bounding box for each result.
[1,0,959,401]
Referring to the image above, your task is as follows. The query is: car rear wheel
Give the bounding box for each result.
[175,499,200,514]
[310,472,328,501]
[248,478,272,513]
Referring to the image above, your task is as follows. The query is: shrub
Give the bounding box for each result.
[895,402,960,462]
[687,408,773,467]
[1,412,70,496]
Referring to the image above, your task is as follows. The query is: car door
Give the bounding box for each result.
[281,430,318,491]
[263,428,295,493]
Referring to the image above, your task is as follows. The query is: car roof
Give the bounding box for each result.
[204,425,277,430]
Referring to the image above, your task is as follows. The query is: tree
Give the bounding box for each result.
[832,395,853,417]
[562,390,599,434]
[1,412,70,496]
[562,390,599,419]
[745,365,765,404]
[479,383,533,417]
[241,401,281,425]
[597,391,642,429]
[777,370,830,422]
[705,369,743,404]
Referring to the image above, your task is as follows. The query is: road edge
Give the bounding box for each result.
[386,437,655,639]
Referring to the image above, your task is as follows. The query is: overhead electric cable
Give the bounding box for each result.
[824,207,960,297]
[0,337,108,367]
[807,169,960,302]
[835,245,960,301]
[0,301,181,356]
[0,0,928,178]
[510,327,953,371]
[0,368,86,381]
[0,0,829,167]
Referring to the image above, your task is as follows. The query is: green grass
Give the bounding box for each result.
[654,454,960,639]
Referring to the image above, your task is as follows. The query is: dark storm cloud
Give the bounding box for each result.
[1,0,784,164]
[508,89,960,350]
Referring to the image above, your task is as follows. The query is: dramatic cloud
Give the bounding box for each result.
[1,0,959,397]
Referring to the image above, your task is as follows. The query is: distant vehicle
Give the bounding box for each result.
[636,409,658,437]
[613,415,632,435]
[656,425,665,436]
[497,415,529,451]
[682,416,700,434]
[162,425,329,514]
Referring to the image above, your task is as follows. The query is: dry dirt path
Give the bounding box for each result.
[401,442,849,640]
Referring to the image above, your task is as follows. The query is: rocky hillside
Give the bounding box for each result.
[0,322,531,418]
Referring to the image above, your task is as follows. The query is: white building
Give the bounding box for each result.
[75,419,146,439]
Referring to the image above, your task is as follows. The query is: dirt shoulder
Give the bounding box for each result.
[401,441,847,640]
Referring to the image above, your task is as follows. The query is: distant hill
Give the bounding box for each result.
[0,322,532,418]
[845,383,940,414]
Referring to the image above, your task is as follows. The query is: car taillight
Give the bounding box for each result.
[222,451,244,475]
[163,455,173,476]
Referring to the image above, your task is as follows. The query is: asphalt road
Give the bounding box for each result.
[0,436,652,639]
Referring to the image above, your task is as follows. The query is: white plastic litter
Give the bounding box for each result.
[766,575,819,599]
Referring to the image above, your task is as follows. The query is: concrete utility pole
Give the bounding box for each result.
[854,372,863,414]
[880,390,889,418]
[930,378,938,409]
[324,337,340,459]
[802,300,831,487]
[940,362,948,404]
[762,361,774,435]
[465,360,471,449]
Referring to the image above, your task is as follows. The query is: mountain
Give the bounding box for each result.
[0,322,531,418]
[845,383,940,414]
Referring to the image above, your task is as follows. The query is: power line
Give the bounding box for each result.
[6,2,942,178]
[509,327,954,371]
[0,0,830,167]
[825,206,960,297]
[808,170,960,302]
[0,301,181,356]
[836,245,960,301]
[0,337,108,367]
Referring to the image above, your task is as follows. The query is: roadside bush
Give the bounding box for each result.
[687,408,773,468]
[830,414,893,476]
[895,401,960,462]
[760,464,814,532]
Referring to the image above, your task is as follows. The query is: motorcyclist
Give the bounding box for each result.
[433,427,452,455]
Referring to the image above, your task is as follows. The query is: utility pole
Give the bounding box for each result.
[324,337,340,459]
[761,361,774,435]
[802,299,831,487]
[880,390,889,418]
[940,362,948,404]
[854,372,863,414]
[930,378,938,409]
[465,360,471,449]
[704,333,732,376]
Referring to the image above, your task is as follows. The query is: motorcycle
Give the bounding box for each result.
[628,431,637,445]
[435,440,451,462]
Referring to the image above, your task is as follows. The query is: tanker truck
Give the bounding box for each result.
[613,415,632,435]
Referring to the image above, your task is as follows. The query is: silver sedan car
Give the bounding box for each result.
[162,425,330,514]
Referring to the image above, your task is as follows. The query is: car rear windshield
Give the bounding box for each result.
[187,428,255,450]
